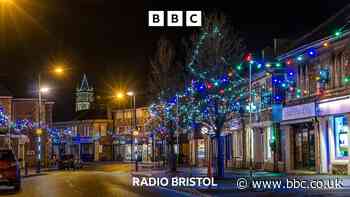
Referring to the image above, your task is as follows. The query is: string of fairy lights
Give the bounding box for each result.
[148,24,349,134]
[0,106,73,143]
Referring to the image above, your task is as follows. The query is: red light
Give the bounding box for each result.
[219,89,225,94]
[206,82,213,89]
[244,53,253,62]
[286,59,293,65]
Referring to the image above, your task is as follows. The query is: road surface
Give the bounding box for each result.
[0,163,188,197]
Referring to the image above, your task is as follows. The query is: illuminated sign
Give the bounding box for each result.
[319,97,350,116]
[282,102,316,121]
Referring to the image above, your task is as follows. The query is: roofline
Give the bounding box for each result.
[13,98,53,102]
[277,29,350,61]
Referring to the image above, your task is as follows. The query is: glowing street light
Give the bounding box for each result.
[54,67,64,74]
[126,91,134,96]
[40,86,50,93]
[116,92,124,99]
[0,0,12,4]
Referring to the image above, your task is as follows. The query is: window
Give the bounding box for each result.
[334,116,349,158]
[265,127,273,160]
[197,139,205,159]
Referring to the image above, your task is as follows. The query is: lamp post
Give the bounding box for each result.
[36,66,65,173]
[249,61,253,178]
[126,91,136,161]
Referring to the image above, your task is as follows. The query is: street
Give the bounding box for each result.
[2,163,350,197]
[0,163,187,197]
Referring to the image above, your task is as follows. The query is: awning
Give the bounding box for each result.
[280,117,315,125]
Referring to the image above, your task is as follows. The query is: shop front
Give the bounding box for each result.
[248,121,275,171]
[189,129,206,167]
[72,136,95,162]
[99,136,113,161]
[281,102,318,173]
[318,96,350,174]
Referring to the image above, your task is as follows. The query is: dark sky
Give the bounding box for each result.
[0,0,349,121]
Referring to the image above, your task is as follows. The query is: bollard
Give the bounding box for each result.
[135,160,139,172]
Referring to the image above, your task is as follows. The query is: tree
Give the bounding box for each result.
[0,106,9,134]
[182,13,246,178]
[148,36,185,172]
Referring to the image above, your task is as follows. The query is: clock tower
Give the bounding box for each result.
[76,74,94,112]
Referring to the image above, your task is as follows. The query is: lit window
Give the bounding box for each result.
[334,116,349,158]
[266,127,273,160]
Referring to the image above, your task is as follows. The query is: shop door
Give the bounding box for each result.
[294,126,315,170]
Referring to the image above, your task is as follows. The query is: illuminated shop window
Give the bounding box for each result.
[334,116,349,158]
[266,127,273,160]
[197,140,205,159]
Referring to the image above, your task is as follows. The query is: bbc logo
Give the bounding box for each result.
[148,11,202,27]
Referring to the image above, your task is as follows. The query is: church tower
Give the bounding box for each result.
[76,74,94,112]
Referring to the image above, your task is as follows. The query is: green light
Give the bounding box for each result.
[236,64,242,70]
[297,55,303,61]
[344,77,350,83]
[282,83,287,88]
[296,89,301,93]
[335,30,342,37]
[275,63,282,68]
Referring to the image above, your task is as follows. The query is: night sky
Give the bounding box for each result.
[0,0,349,121]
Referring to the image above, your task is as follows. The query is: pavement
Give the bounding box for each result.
[131,165,350,196]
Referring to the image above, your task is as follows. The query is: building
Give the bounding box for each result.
[276,5,350,174]
[0,84,54,168]
[111,107,151,161]
[53,109,110,162]
[76,74,94,112]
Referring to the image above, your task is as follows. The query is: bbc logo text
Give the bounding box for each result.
[148,11,202,27]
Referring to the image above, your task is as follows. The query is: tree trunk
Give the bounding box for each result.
[168,129,177,172]
[215,130,225,178]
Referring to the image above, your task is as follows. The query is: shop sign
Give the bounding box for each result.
[318,97,350,116]
[72,136,94,144]
[282,102,316,121]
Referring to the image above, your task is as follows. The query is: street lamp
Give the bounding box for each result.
[127,91,136,161]
[0,0,12,4]
[249,60,254,179]
[40,86,50,93]
[36,66,65,173]
[116,92,124,100]
[54,67,64,75]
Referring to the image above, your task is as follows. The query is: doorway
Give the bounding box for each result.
[293,123,315,170]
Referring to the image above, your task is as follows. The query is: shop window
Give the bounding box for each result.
[265,127,273,160]
[197,140,205,159]
[334,116,349,158]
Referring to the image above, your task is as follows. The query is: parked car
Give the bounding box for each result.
[58,154,83,170]
[58,154,74,170]
[0,149,21,192]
